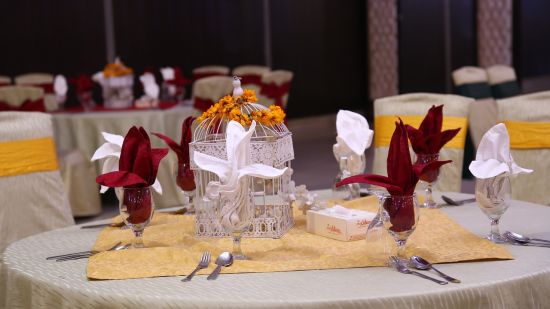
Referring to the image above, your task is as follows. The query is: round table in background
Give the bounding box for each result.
[2,191,550,308]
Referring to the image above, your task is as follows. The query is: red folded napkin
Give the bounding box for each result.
[96,126,168,188]
[337,119,451,232]
[153,116,196,191]
[166,67,192,86]
[70,74,94,94]
[405,105,461,155]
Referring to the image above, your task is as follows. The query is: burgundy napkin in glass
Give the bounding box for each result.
[405,105,461,155]
[153,116,196,191]
[96,126,168,188]
[70,74,94,94]
[337,119,451,232]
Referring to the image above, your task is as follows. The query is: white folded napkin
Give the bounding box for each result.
[194,121,287,228]
[334,110,373,157]
[161,67,175,81]
[139,73,159,99]
[54,75,68,96]
[321,204,376,220]
[469,123,533,179]
[91,132,163,194]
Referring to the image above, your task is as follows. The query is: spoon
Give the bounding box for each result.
[503,231,550,247]
[410,256,461,283]
[441,195,476,206]
[391,256,448,285]
[207,252,234,280]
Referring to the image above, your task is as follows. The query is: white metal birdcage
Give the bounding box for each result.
[190,100,295,238]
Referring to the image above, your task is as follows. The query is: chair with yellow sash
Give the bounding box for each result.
[497,91,550,205]
[373,93,472,192]
[0,112,74,252]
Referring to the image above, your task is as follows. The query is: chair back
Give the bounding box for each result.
[259,70,293,108]
[191,76,233,111]
[497,91,550,205]
[192,65,230,81]
[0,86,45,112]
[487,65,520,99]
[373,93,472,192]
[452,66,492,99]
[0,112,74,252]
[0,75,11,86]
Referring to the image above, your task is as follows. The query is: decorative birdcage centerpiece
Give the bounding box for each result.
[190,77,294,238]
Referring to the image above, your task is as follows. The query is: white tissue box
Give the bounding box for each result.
[306,206,376,241]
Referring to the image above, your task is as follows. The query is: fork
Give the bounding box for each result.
[390,256,448,285]
[182,251,211,282]
[54,243,129,262]
[46,242,121,260]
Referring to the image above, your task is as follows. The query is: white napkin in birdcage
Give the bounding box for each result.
[54,75,68,97]
[91,132,163,194]
[160,67,175,81]
[194,120,287,200]
[334,110,373,157]
[468,123,533,179]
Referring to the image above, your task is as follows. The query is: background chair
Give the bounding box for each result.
[0,112,74,252]
[15,73,57,111]
[192,65,230,81]
[487,65,520,99]
[497,91,550,205]
[452,66,498,149]
[373,93,472,192]
[0,75,11,86]
[0,85,45,112]
[191,76,233,112]
[259,70,293,109]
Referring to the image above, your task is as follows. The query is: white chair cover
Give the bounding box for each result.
[232,65,270,77]
[486,65,520,99]
[191,76,233,103]
[15,73,57,111]
[0,75,11,85]
[192,65,230,79]
[0,86,43,108]
[373,93,472,192]
[259,70,293,108]
[452,66,497,149]
[497,91,550,205]
[0,112,74,253]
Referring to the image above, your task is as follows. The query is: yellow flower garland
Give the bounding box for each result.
[197,89,285,127]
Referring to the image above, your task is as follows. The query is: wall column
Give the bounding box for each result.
[477,0,513,66]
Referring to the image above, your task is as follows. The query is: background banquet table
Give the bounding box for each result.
[51,105,200,208]
[2,191,550,309]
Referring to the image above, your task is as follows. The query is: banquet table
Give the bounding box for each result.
[51,104,201,208]
[2,191,550,309]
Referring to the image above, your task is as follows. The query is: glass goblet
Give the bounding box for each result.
[219,184,254,260]
[119,186,155,248]
[380,193,420,262]
[475,173,511,243]
[176,163,196,213]
[332,154,366,200]
[415,153,440,208]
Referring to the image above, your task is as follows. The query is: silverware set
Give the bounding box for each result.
[441,195,476,206]
[390,256,460,285]
[182,251,234,282]
[503,231,550,248]
[46,242,129,261]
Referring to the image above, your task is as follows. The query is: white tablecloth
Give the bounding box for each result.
[51,105,200,209]
[2,191,550,308]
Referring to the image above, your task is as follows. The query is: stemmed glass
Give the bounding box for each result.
[119,186,155,248]
[415,153,440,208]
[175,163,196,212]
[380,193,420,262]
[364,189,393,263]
[332,154,366,200]
[475,173,511,243]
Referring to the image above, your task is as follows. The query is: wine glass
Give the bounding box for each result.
[219,180,254,260]
[119,186,155,248]
[332,154,366,200]
[364,189,393,264]
[176,162,196,212]
[475,173,511,243]
[415,153,440,208]
[380,193,420,263]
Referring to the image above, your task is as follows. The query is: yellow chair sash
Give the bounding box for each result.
[374,115,468,148]
[0,137,58,177]
[504,120,550,149]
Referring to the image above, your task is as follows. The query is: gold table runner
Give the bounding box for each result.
[87,196,512,280]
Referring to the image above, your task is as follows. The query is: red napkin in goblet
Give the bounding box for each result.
[70,74,94,94]
[153,116,196,191]
[337,119,451,232]
[405,105,461,155]
[96,126,168,223]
